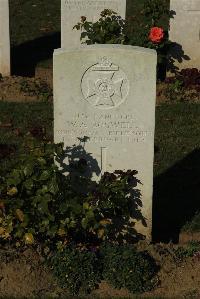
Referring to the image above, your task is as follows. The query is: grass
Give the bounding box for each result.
[9,0,60,47]
[154,103,200,176]
[0,101,53,173]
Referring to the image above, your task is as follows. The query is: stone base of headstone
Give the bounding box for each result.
[53,45,157,240]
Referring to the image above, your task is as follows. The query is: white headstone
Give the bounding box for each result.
[0,0,10,76]
[53,45,157,239]
[169,0,200,70]
[61,0,126,49]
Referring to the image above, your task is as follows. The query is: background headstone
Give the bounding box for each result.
[0,0,10,76]
[61,0,126,49]
[54,45,157,239]
[169,0,200,70]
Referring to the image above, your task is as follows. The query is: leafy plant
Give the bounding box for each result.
[73,9,125,45]
[0,141,143,248]
[0,142,64,245]
[88,170,145,243]
[48,246,102,295]
[143,0,171,26]
[164,79,183,101]
[174,241,200,260]
[164,68,200,101]
[100,243,158,294]
[20,78,52,101]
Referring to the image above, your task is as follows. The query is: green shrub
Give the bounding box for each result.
[73,9,125,44]
[0,142,142,248]
[49,246,102,295]
[100,243,158,294]
[175,241,200,260]
[0,142,64,245]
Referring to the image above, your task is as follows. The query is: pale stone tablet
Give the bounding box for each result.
[61,0,126,49]
[53,45,157,239]
[169,0,200,70]
[0,0,10,76]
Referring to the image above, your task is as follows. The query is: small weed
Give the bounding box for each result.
[174,241,200,260]
[20,78,52,101]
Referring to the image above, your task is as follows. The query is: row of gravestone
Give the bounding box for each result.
[0,0,199,240]
[1,0,200,76]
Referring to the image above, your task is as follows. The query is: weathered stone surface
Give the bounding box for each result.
[169,0,200,70]
[0,0,10,76]
[61,0,126,49]
[53,45,157,239]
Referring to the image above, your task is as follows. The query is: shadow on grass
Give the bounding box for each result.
[153,149,200,243]
[11,32,60,77]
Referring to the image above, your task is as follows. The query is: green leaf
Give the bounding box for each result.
[48,177,59,195]
[37,200,49,214]
[39,170,52,181]
[23,179,34,191]
[81,218,88,229]
[23,163,34,177]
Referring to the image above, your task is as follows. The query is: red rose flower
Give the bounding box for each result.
[149,27,164,43]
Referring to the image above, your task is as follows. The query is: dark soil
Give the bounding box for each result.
[1,243,200,298]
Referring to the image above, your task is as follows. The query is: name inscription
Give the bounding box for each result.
[56,113,153,144]
[64,0,119,11]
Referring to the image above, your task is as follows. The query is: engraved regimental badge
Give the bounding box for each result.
[81,57,129,109]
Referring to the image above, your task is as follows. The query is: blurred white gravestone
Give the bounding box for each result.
[61,0,126,49]
[169,0,200,70]
[0,0,10,76]
[53,45,157,239]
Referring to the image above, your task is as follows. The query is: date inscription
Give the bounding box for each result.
[56,113,153,144]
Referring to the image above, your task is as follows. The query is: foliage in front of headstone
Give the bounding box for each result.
[88,170,145,243]
[48,246,102,295]
[0,142,64,245]
[100,243,158,294]
[0,141,143,248]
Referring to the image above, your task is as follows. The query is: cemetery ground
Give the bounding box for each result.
[1,94,200,299]
[1,0,200,298]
